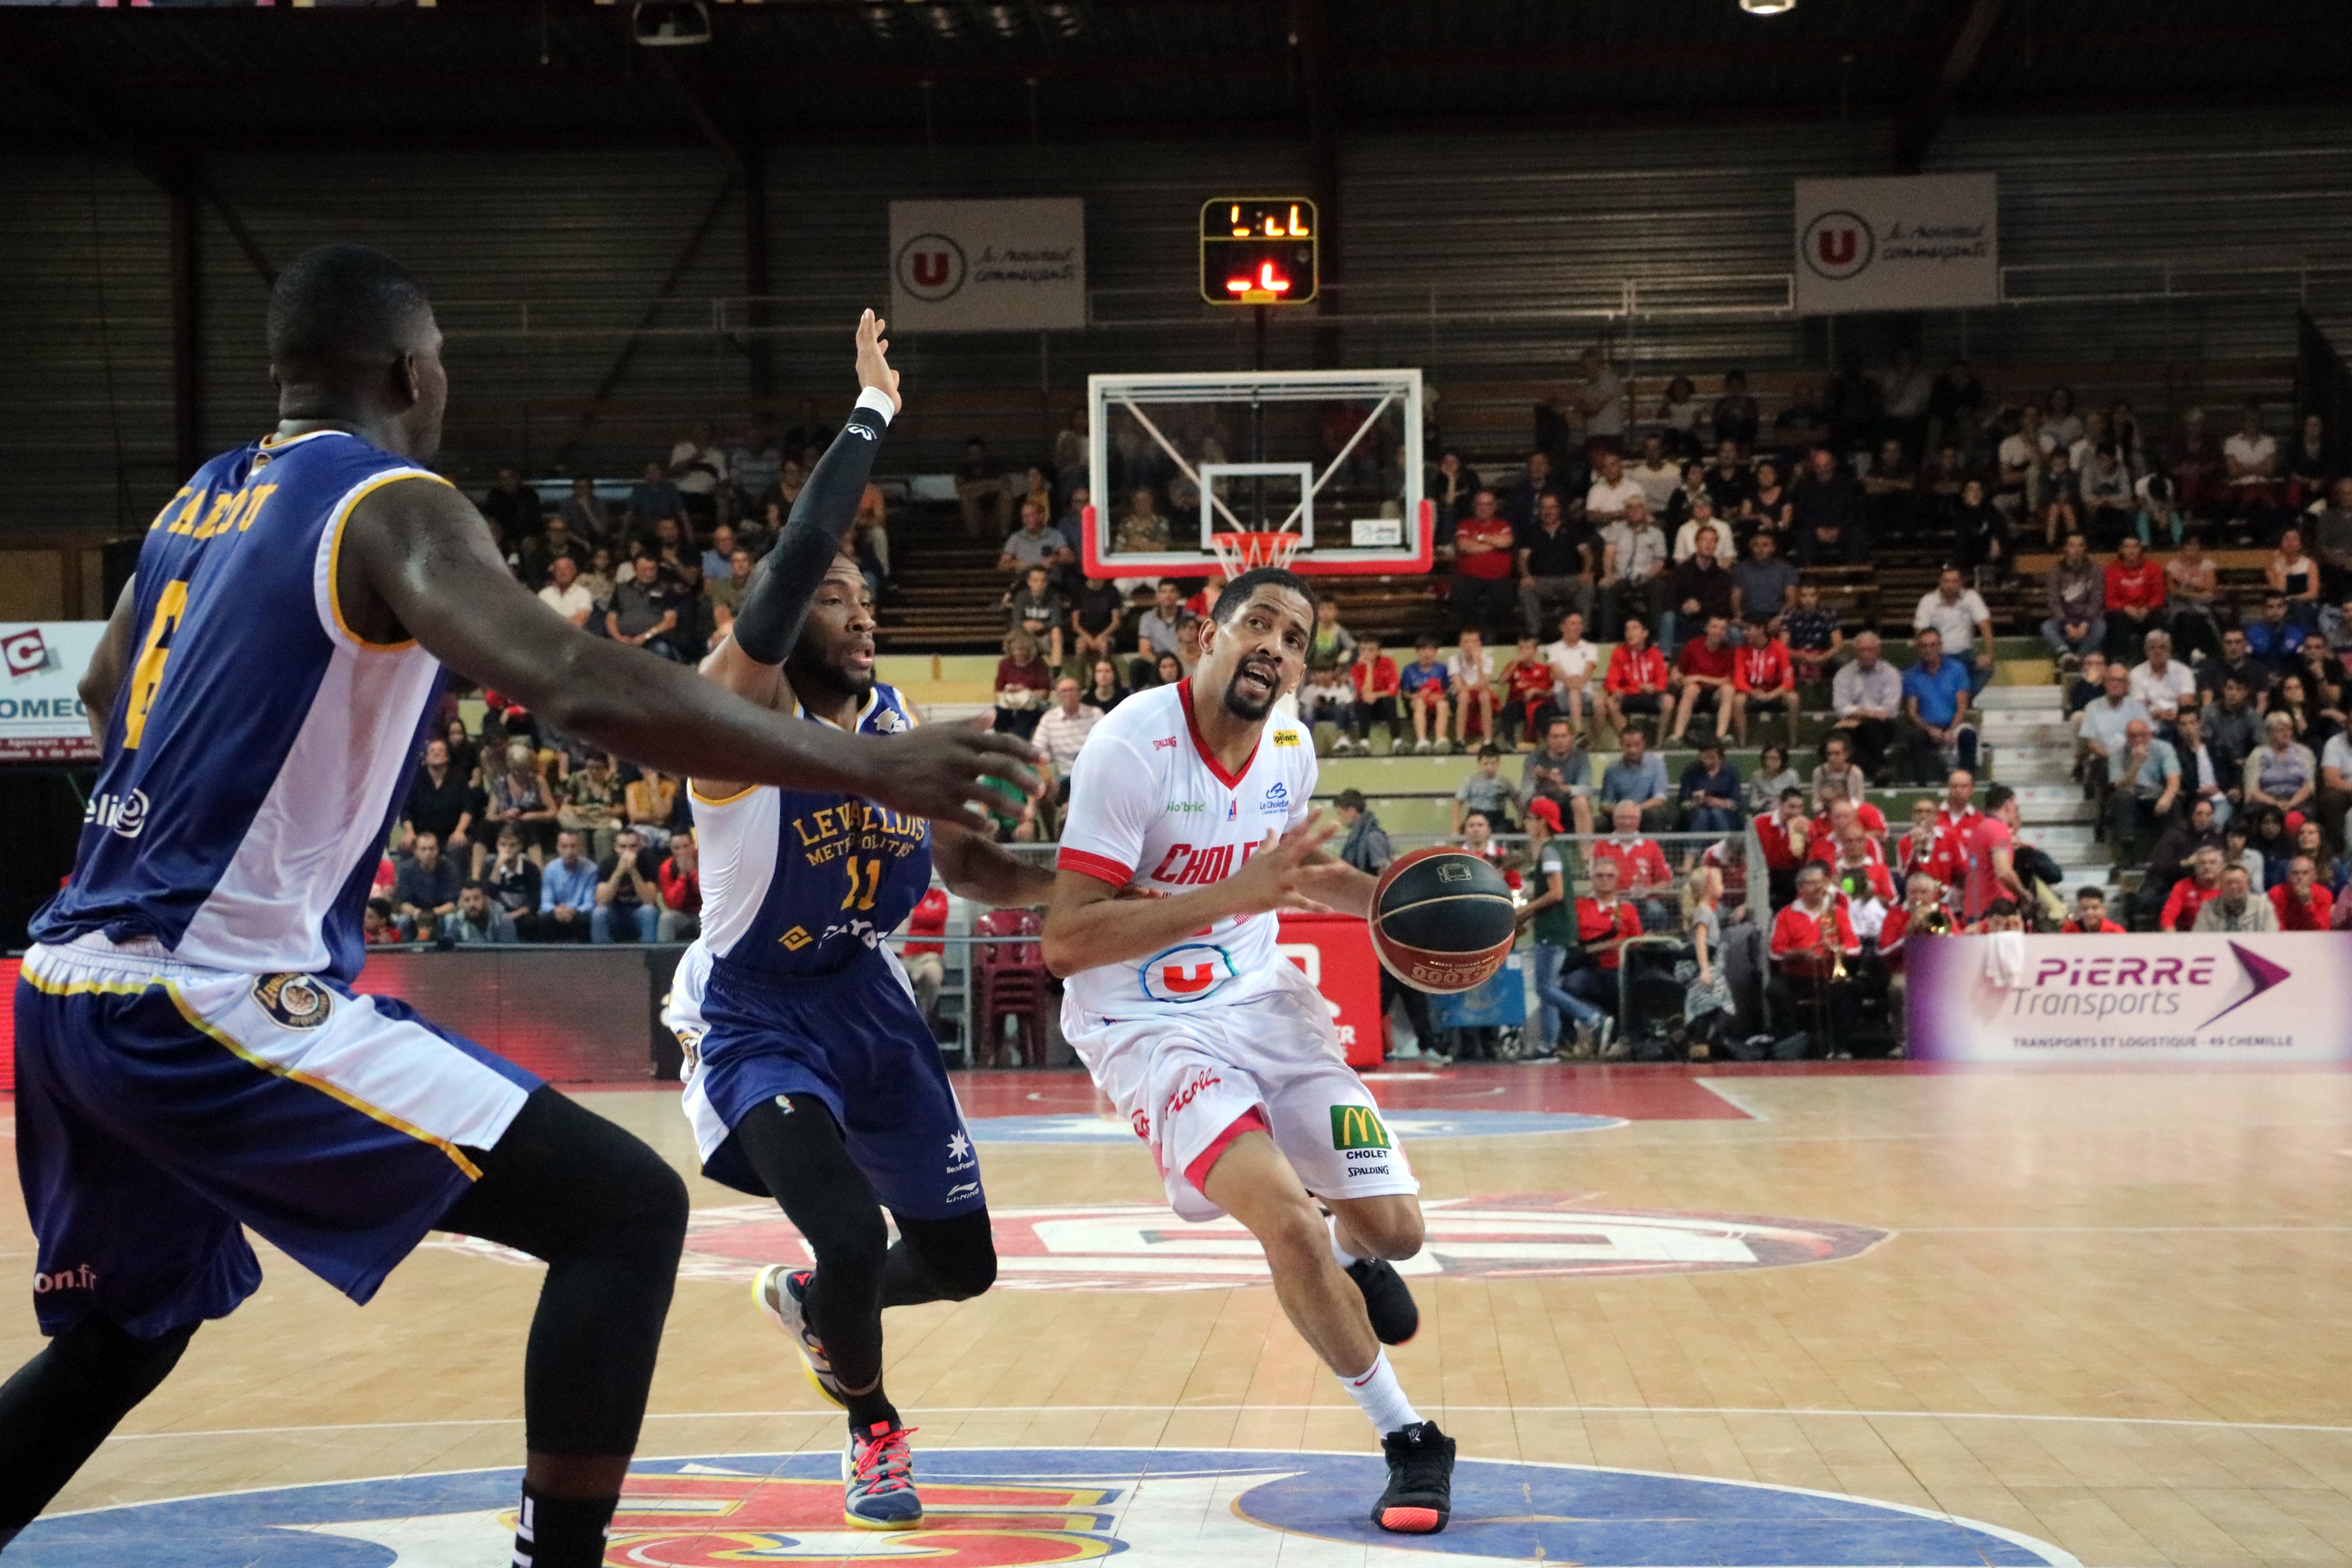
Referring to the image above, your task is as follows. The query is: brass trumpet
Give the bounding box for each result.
[1818,904,1848,983]
[1913,902,1956,937]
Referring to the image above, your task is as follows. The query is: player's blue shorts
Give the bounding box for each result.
[664,944,983,1219]
[14,935,538,1340]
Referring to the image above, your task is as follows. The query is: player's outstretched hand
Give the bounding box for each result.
[858,721,1041,833]
[855,309,902,414]
[1230,814,1343,915]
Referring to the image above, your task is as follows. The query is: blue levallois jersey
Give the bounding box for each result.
[32,430,450,984]
[689,684,933,982]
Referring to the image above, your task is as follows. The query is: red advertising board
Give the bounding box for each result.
[1274,913,1384,1068]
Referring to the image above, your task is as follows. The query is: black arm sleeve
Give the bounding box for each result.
[732,399,891,666]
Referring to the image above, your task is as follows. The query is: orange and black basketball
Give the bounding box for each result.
[1368,847,1519,994]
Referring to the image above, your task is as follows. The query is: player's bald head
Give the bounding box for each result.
[267,244,435,386]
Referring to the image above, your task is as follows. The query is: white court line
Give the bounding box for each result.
[1691,1077,1773,1119]
[100,1404,2352,1443]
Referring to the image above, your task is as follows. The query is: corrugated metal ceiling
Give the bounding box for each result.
[5,0,2347,145]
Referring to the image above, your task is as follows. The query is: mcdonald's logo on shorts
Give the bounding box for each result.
[1330,1104,1392,1152]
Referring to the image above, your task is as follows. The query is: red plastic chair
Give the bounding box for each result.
[973,909,1049,1066]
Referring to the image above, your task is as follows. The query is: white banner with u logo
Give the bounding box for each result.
[1792,175,1997,315]
[887,199,1087,333]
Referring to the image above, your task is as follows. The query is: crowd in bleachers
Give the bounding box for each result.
[385,349,2352,1057]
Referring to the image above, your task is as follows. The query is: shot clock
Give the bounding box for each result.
[1200,197,1319,306]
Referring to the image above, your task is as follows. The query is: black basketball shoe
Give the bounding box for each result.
[1346,1257,1422,1345]
[1373,1420,1455,1533]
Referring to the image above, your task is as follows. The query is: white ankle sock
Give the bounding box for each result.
[1328,1215,1362,1270]
[1339,1348,1420,1435]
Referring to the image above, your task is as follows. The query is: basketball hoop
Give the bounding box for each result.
[1208,530,1304,580]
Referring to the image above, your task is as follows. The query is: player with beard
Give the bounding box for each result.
[663,317,1055,1529]
[1041,568,1457,1533]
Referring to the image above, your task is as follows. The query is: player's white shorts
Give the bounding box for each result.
[1064,960,1418,1223]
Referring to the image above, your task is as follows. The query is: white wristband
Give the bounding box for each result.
[855,386,897,425]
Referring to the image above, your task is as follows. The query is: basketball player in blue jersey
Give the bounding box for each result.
[662,329,1058,1528]
[0,247,1040,1568]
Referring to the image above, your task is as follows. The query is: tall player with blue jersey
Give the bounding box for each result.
[663,323,1057,1528]
[0,249,1041,1568]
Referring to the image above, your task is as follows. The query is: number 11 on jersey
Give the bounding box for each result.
[839,856,883,912]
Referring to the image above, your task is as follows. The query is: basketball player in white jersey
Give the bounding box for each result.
[1043,568,1456,1532]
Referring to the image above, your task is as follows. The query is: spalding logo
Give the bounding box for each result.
[252,973,332,1030]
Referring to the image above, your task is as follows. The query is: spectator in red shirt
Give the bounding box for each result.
[1809,794,1888,866]
[900,885,950,1018]
[2059,884,2126,934]
[1593,799,1673,927]
[363,897,406,946]
[2272,855,2335,930]
[1451,488,1519,639]
[1563,856,1643,1056]
[1667,616,1737,745]
[1502,634,1555,749]
[1896,798,1964,890]
[657,828,702,943]
[1600,616,1670,736]
[2160,845,2226,932]
[2102,535,2166,662]
[1729,616,1799,748]
[1348,635,1401,751]
[1752,787,1814,909]
[1770,863,1864,1057]
[1878,870,1953,1047]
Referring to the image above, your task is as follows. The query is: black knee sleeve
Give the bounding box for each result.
[887,1210,998,1305]
[733,1095,893,1391]
[0,1317,195,1532]
[440,1088,689,1457]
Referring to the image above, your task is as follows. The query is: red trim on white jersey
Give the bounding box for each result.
[1177,679,1259,789]
[1057,847,1134,887]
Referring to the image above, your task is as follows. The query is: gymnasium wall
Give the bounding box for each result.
[6,105,2352,540]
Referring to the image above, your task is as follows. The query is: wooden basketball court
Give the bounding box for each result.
[7,1059,2352,1567]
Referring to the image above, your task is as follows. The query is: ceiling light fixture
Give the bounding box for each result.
[1739,0,1797,14]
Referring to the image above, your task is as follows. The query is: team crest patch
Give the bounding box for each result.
[1330,1103,1392,1152]
[250,973,332,1030]
[2,1446,2072,1566]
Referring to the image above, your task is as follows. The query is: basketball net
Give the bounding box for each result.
[1208,530,1304,580]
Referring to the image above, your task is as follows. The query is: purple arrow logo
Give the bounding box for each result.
[2197,942,2293,1028]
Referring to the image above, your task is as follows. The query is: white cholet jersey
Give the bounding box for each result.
[1053,679,1317,1021]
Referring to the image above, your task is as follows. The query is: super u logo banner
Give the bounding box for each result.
[889,199,1086,333]
[6,1447,2074,1566]
[1793,175,1997,315]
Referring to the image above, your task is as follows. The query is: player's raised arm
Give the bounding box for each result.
[1041,815,1345,977]
[726,310,901,675]
[344,480,1037,835]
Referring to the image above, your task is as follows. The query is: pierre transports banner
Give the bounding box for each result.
[1793,174,1998,315]
[0,621,105,762]
[888,199,1086,333]
[1906,931,2352,1062]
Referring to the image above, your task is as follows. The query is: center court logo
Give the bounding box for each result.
[2,1447,2071,1567]
[431,1194,1892,1291]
